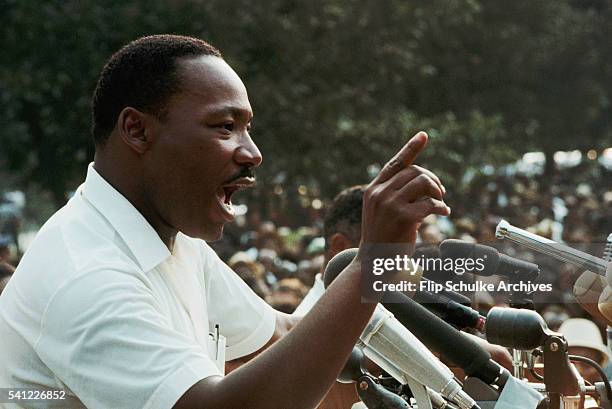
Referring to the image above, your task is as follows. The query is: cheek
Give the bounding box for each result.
[147,131,236,199]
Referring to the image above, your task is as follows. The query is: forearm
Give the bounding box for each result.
[225,312,299,374]
[177,258,375,409]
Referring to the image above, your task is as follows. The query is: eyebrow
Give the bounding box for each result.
[207,106,253,121]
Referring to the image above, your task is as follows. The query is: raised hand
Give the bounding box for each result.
[361,131,451,247]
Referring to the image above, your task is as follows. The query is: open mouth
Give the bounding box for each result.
[218,177,255,216]
[222,185,240,206]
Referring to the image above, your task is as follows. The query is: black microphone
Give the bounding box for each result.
[414,289,486,332]
[439,240,540,281]
[413,246,472,308]
[337,347,366,383]
[338,348,411,408]
[323,248,469,303]
[485,307,553,350]
[429,282,471,306]
[382,291,510,389]
[323,249,485,331]
[322,248,359,288]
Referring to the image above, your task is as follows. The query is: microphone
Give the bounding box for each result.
[382,291,510,390]
[414,289,486,331]
[323,248,485,330]
[357,375,411,409]
[337,348,412,408]
[323,248,424,292]
[322,248,360,288]
[427,282,471,306]
[337,347,366,383]
[496,219,608,275]
[439,240,540,281]
[485,307,553,350]
[361,305,479,409]
[323,250,480,409]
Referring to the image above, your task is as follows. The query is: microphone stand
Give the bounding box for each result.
[539,334,584,409]
[355,374,412,409]
[507,277,537,380]
[486,307,586,409]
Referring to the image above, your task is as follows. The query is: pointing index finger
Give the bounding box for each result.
[398,131,428,167]
[372,131,429,185]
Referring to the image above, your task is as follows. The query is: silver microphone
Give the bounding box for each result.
[495,220,608,275]
[359,305,479,409]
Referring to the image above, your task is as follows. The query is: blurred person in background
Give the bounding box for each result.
[539,304,571,332]
[420,220,446,247]
[0,262,15,295]
[559,318,609,384]
[0,235,12,263]
[266,278,308,314]
[227,251,270,299]
[294,185,366,317]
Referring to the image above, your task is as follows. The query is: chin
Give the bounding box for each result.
[180,222,224,242]
[200,224,225,242]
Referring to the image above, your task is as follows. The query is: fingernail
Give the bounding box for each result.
[442,185,446,194]
[410,131,427,145]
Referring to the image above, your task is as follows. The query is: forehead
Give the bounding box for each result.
[568,346,602,360]
[172,55,252,117]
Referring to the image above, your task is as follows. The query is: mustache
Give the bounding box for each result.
[224,167,256,184]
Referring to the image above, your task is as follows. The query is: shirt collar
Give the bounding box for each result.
[80,163,171,271]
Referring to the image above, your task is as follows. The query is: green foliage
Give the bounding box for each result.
[0,0,610,216]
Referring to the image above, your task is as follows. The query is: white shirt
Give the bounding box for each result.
[0,164,276,409]
[292,273,325,316]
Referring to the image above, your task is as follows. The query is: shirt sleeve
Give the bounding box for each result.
[36,269,222,409]
[292,273,325,316]
[200,243,276,361]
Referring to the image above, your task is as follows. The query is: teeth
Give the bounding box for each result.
[223,201,234,214]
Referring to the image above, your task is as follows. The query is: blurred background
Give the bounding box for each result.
[1,0,611,316]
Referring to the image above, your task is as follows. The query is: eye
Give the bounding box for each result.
[220,123,234,132]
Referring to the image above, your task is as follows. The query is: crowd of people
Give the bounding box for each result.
[200,160,610,320]
[1,157,609,318]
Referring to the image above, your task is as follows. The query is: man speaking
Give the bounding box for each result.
[0,35,450,409]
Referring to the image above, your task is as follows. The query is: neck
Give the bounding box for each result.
[93,152,177,251]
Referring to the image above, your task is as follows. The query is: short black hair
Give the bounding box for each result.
[323,185,366,250]
[91,34,222,145]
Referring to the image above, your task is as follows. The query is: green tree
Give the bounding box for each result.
[1,0,609,222]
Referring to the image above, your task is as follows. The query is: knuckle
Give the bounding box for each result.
[415,173,430,185]
[385,158,403,171]
[425,175,437,188]
[411,165,425,176]
[406,166,420,179]
[424,197,438,208]
[367,185,384,202]
[426,177,439,194]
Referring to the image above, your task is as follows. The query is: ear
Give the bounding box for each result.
[327,233,354,260]
[116,107,153,154]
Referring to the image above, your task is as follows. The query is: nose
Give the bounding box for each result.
[235,132,263,168]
